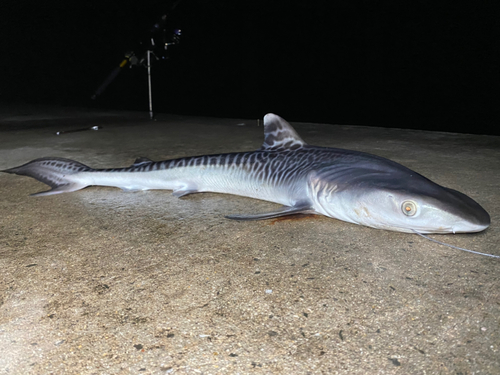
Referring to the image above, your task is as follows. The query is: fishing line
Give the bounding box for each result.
[412,230,499,259]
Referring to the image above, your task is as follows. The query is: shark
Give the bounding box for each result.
[1,114,491,239]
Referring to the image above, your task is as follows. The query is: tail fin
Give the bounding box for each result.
[2,157,93,196]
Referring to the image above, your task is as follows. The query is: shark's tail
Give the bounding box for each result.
[2,157,94,196]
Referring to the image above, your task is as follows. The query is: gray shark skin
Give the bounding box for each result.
[2,114,490,234]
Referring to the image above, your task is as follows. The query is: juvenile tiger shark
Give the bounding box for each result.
[1,113,490,236]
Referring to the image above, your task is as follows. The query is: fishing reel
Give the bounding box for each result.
[133,27,182,67]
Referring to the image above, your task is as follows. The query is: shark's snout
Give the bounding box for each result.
[441,187,490,233]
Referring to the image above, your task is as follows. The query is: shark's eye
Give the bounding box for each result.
[401,201,417,216]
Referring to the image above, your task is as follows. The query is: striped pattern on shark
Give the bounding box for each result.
[1,113,490,235]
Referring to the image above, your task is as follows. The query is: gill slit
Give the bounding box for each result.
[411,230,499,259]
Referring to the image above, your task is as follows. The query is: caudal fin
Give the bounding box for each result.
[2,157,93,196]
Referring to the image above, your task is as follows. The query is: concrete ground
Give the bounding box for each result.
[0,106,499,375]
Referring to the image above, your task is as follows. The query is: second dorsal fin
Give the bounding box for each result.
[260,113,307,151]
[132,157,154,167]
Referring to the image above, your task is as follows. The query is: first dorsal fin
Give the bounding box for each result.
[132,157,154,167]
[260,113,307,151]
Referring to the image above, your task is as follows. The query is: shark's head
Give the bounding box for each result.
[354,183,490,234]
[310,163,490,234]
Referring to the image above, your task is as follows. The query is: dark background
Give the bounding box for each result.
[1,0,498,135]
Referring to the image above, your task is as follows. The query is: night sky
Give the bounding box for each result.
[2,1,498,135]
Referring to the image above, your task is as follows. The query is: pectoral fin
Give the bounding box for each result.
[226,204,315,221]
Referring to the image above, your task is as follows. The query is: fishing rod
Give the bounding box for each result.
[91,1,182,119]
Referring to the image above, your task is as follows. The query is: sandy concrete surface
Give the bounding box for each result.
[0,107,499,374]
